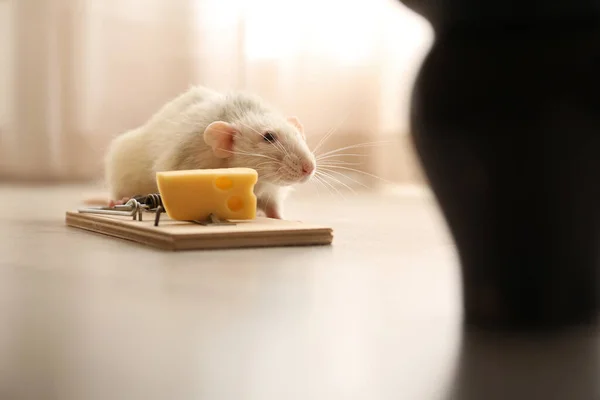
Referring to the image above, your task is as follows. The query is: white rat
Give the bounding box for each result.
[104,85,316,219]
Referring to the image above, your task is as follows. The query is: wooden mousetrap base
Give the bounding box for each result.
[65,211,334,251]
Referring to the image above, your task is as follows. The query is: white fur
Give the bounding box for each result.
[104,85,316,219]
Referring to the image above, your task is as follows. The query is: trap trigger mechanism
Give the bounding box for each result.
[78,197,150,221]
[78,193,164,222]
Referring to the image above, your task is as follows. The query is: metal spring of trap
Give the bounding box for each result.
[78,193,235,227]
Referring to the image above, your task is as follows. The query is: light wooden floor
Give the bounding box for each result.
[0,182,464,400]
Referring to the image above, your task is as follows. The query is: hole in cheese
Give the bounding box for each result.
[215,176,233,190]
[227,195,244,212]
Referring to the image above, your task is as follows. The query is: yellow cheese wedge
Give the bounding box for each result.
[155,168,258,221]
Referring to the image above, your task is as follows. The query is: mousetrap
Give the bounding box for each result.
[65,209,333,251]
[65,172,333,251]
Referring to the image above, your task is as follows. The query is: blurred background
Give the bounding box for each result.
[0,0,433,189]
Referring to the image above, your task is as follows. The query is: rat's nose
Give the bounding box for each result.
[302,162,315,176]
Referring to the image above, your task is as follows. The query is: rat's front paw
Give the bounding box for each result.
[266,211,283,219]
[264,205,283,219]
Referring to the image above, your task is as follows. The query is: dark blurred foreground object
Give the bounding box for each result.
[447,328,600,399]
[400,0,600,330]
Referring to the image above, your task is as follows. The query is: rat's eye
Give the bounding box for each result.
[263,131,277,142]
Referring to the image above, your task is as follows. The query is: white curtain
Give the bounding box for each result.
[0,0,433,185]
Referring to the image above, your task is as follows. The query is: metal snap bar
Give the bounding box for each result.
[78,198,146,220]
[78,194,164,222]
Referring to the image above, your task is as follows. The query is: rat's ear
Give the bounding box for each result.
[286,116,305,140]
[203,121,237,158]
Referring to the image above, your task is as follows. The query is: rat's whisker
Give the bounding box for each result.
[264,169,280,176]
[315,153,370,161]
[318,165,392,184]
[311,125,338,156]
[240,122,288,155]
[316,170,356,194]
[234,135,263,149]
[232,151,278,161]
[237,121,289,157]
[272,138,290,158]
[313,174,336,198]
[311,175,322,198]
[224,147,268,157]
[319,176,344,199]
[317,167,370,189]
[256,161,282,168]
[314,171,346,200]
[259,173,279,182]
[236,121,262,136]
[311,175,331,197]
[254,127,290,157]
[221,149,279,161]
[269,134,291,158]
[317,160,364,166]
[316,140,395,159]
[256,159,283,165]
[236,122,266,141]
[258,169,279,176]
[312,109,353,155]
